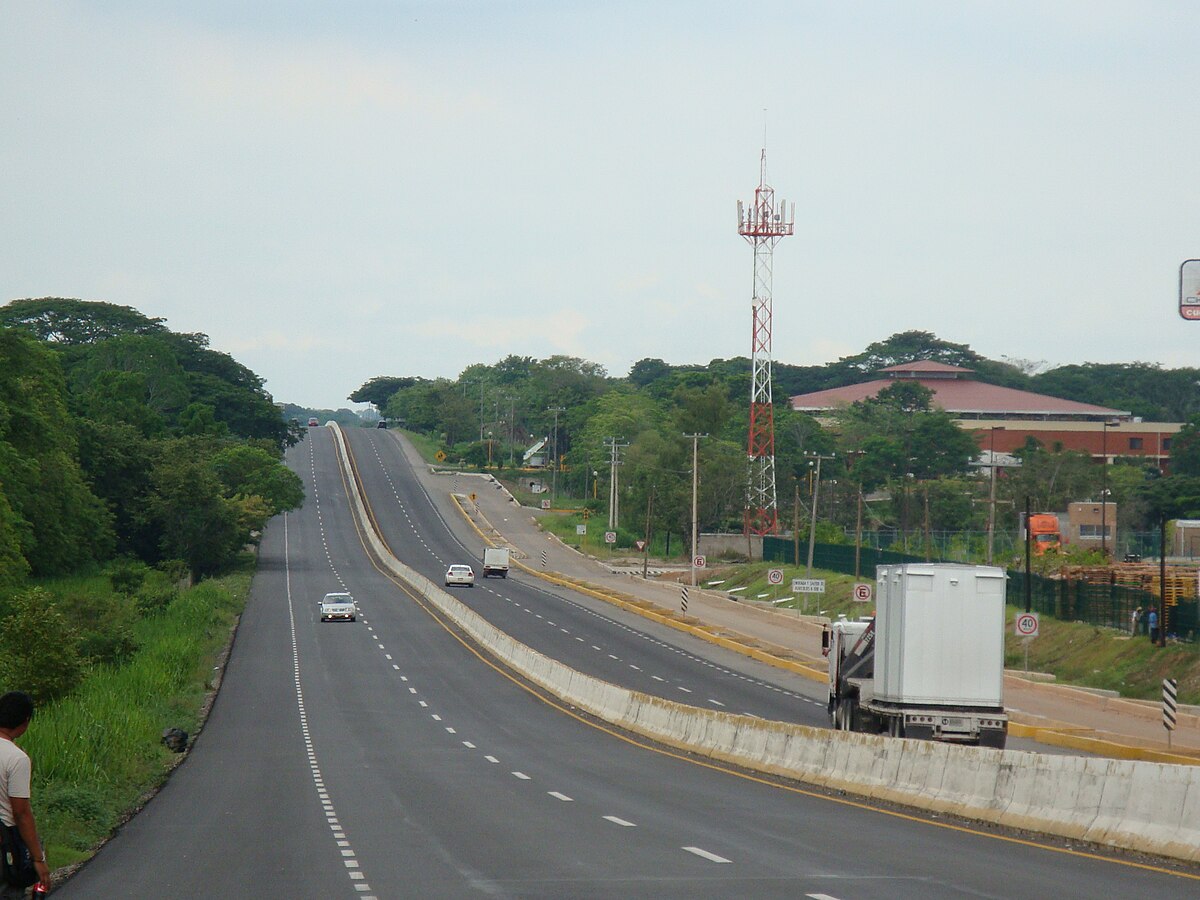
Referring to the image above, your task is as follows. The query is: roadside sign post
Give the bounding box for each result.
[1180,259,1200,320]
[852,583,873,603]
[1015,612,1039,672]
[1164,678,1178,749]
[767,568,783,604]
[790,578,825,615]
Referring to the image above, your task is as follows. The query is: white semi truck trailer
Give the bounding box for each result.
[822,563,1009,748]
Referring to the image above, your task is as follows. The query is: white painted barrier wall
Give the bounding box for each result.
[334,426,1200,863]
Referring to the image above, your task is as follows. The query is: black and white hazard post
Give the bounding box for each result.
[681,585,689,614]
[540,549,548,569]
[1163,678,1178,749]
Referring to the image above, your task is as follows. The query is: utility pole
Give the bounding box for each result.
[603,437,628,530]
[508,397,515,467]
[548,407,565,502]
[804,452,835,579]
[685,434,707,588]
[986,426,1006,565]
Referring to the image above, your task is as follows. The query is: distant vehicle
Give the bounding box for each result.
[1028,513,1061,555]
[823,564,1008,748]
[445,564,475,587]
[308,417,320,427]
[319,592,356,622]
[482,547,510,578]
[376,419,388,429]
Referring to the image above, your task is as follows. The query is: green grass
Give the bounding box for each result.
[398,428,442,464]
[18,568,250,867]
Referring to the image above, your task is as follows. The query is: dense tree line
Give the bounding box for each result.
[356,331,1200,550]
[0,298,303,585]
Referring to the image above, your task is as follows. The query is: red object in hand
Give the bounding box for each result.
[31,882,48,897]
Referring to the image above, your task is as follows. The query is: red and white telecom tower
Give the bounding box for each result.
[737,149,794,535]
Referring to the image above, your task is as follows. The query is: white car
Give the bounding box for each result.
[445,565,475,587]
[320,592,357,622]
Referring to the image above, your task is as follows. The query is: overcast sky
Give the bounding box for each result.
[4,2,1199,410]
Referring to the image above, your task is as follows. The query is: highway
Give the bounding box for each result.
[57,427,1199,897]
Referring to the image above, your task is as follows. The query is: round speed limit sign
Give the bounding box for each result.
[767,568,783,585]
[1015,612,1039,638]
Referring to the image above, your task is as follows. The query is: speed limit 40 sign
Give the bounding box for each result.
[1015,612,1039,638]
[767,568,784,585]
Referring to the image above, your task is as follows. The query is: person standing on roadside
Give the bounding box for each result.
[0,692,50,897]
[1147,608,1159,644]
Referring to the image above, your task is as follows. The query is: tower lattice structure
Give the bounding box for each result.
[737,150,793,535]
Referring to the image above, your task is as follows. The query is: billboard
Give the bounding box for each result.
[1181,259,1200,320]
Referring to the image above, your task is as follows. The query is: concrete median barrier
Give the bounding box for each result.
[333,426,1200,864]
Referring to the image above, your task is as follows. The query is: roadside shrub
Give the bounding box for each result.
[0,588,84,703]
[107,557,149,595]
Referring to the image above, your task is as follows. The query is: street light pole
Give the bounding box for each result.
[804,452,835,579]
[1101,419,1118,558]
[685,434,707,589]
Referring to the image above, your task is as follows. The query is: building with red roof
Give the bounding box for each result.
[789,361,1180,470]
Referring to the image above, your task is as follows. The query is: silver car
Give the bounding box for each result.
[320,591,357,622]
[445,565,475,587]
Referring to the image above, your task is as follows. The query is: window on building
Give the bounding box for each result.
[1164,438,1173,450]
[1128,437,1143,450]
[1078,524,1112,539]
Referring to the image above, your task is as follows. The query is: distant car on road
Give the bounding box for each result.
[308,417,320,427]
[376,419,388,429]
[319,592,357,622]
[445,565,475,588]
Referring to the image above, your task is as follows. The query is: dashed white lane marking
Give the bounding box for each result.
[283,512,374,897]
[652,675,665,682]
[683,847,731,863]
[708,699,725,707]
[512,771,531,780]
[604,816,637,827]
[806,894,843,900]
[462,741,476,749]
[678,686,693,693]
[418,700,427,707]
[548,792,573,802]
[485,755,499,763]
[431,714,442,721]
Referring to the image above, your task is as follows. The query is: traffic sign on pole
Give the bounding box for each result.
[791,579,825,593]
[767,568,783,585]
[541,499,551,509]
[1181,259,1200,320]
[1015,612,1039,638]
[604,531,617,544]
[576,524,586,535]
[635,539,647,551]
[852,582,873,603]
[693,555,706,569]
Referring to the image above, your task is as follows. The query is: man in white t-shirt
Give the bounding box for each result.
[0,692,49,896]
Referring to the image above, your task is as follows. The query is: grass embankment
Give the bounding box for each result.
[22,568,249,868]
[397,428,442,463]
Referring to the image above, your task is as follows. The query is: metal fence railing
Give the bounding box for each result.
[762,536,1198,642]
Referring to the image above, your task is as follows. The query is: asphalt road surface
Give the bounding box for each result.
[57,428,1199,897]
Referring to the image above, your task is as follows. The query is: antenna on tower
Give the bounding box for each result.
[737,147,794,536]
